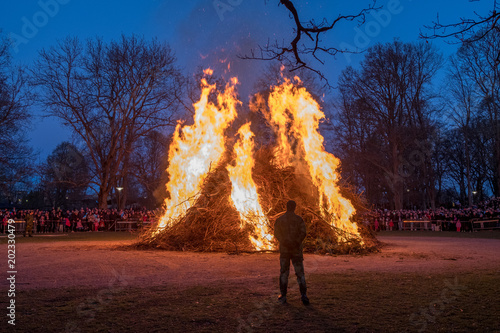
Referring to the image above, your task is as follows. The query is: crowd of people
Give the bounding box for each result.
[2,197,500,235]
[368,197,500,232]
[0,207,161,234]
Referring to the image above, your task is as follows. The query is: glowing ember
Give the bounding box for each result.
[227,123,273,250]
[266,77,363,243]
[155,73,239,233]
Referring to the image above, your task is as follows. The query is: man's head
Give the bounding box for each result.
[286,200,296,212]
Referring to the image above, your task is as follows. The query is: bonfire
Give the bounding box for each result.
[137,70,378,254]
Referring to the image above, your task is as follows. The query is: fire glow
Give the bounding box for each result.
[154,76,239,233]
[153,71,363,249]
[266,78,362,244]
[227,123,273,251]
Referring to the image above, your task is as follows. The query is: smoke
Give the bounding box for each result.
[170,0,292,100]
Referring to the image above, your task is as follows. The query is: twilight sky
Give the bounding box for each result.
[0,0,494,160]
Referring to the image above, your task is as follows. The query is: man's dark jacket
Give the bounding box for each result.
[274,211,306,257]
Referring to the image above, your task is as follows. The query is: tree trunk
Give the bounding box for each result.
[465,139,473,207]
[98,188,110,209]
[118,142,133,210]
[119,176,128,210]
[392,141,403,210]
[459,167,466,205]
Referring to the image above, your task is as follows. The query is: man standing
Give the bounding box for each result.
[274,200,309,305]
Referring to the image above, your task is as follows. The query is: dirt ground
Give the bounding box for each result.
[9,235,500,293]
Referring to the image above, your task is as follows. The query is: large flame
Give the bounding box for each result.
[153,71,363,249]
[227,123,273,250]
[155,75,239,232]
[266,77,363,243]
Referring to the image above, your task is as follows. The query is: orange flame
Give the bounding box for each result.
[155,77,239,233]
[154,70,362,248]
[227,123,273,250]
[266,78,363,243]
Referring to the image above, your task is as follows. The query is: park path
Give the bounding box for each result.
[5,235,500,291]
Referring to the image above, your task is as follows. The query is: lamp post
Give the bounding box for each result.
[116,187,123,209]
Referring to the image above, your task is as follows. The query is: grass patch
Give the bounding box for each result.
[378,230,500,240]
[8,272,499,332]
[0,231,139,244]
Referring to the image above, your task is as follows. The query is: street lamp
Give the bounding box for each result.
[116,187,123,209]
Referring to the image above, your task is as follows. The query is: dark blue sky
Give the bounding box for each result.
[0,0,494,160]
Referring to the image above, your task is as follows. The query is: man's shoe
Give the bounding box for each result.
[278,295,287,304]
[301,295,310,305]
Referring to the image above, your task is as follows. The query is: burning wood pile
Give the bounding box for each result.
[137,71,378,253]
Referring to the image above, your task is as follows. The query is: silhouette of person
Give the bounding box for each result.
[274,200,309,305]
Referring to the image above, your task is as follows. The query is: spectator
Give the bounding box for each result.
[76,219,84,231]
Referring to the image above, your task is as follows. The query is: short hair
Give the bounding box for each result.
[286,200,296,212]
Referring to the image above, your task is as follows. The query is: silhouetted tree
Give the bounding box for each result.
[40,142,90,208]
[32,35,182,208]
[452,29,500,195]
[0,33,34,202]
[336,40,442,209]
[130,130,169,209]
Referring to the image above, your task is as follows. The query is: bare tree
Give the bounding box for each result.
[442,118,494,205]
[336,40,442,209]
[130,130,169,209]
[451,29,500,195]
[40,142,90,208]
[446,55,477,206]
[32,35,182,208]
[241,0,380,85]
[0,33,34,199]
[442,127,469,203]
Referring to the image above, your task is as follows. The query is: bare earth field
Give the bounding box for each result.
[2,233,500,332]
[10,235,500,290]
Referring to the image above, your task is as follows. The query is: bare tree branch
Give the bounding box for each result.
[0,33,34,195]
[420,2,500,61]
[32,35,182,208]
[240,0,380,87]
